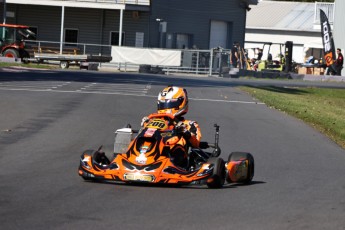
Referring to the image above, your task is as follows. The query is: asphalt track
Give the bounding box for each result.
[1,68,345,230]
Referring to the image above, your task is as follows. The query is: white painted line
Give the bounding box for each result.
[191,98,265,104]
[0,87,264,105]
[0,85,57,89]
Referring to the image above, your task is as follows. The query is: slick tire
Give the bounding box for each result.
[206,157,226,189]
[227,152,254,184]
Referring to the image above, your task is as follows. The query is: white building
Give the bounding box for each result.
[333,0,345,75]
[245,0,334,64]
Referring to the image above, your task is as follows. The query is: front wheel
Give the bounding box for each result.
[206,157,226,189]
[227,152,254,184]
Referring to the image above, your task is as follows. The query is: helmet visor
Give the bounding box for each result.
[157,98,183,110]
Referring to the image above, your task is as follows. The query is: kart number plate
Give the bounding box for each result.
[124,173,154,182]
[147,119,167,130]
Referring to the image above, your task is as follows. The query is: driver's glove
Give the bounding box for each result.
[141,116,149,127]
[176,121,191,139]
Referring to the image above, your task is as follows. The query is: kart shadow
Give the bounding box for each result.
[83,179,266,190]
[222,180,266,188]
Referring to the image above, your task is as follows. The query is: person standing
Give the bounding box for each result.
[257,48,263,61]
[230,42,239,68]
[335,48,343,76]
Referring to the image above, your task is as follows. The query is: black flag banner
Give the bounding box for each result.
[320,9,336,68]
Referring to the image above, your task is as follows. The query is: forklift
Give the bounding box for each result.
[257,41,293,73]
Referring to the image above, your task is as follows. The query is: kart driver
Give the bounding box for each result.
[141,86,202,149]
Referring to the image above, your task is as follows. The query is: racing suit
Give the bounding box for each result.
[141,116,202,168]
[141,116,202,148]
[175,117,202,148]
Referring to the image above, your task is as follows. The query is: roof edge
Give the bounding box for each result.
[246,26,320,33]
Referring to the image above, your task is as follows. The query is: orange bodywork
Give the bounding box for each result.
[78,113,251,186]
[79,153,214,184]
[79,114,213,185]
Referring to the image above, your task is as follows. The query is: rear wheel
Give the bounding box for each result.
[206,157,226,189]
[3,49,19,58]
[60,61,70,69]
[227,152,254,184]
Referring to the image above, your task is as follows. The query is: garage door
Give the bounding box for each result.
[209,20,227,49]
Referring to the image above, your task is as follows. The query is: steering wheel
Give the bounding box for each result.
[148,113,178,126]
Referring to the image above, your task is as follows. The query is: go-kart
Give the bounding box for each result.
[78,113,254,188]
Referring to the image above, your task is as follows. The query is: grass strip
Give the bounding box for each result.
[0,62,59,69]
[241,86,345,149]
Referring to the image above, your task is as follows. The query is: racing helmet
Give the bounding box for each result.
[157,86,188,117]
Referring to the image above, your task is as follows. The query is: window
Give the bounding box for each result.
[64,28,78,46]
[176,33,193,49]
[135,32,144,47]
[166,33,173,49]
[110,31,125,46]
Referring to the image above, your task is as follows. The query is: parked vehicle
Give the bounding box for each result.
[0,24,35,60]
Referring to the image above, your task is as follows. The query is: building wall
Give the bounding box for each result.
[1,0,248,51]
[333,0,345,75]
[333,0,345,48]
[2,4,150,50]
[150,0,247,49]
[102,9,150,47]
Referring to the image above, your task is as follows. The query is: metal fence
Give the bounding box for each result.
[25,40,238,76]
[25,40,112,56]
[52,0,150,5]
[164,49,234,76]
